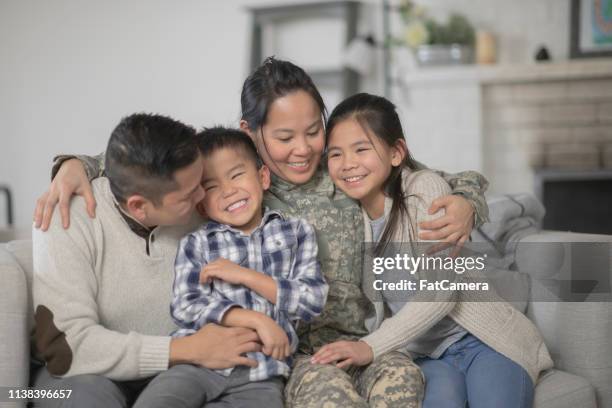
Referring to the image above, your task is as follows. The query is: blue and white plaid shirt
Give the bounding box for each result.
[171,209,328,381]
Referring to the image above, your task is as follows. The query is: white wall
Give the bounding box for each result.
[0,0,572,230]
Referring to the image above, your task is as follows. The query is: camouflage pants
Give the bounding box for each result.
[285,351,424,408]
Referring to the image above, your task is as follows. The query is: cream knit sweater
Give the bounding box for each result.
[33,178,199,380]
[360,170,553,384]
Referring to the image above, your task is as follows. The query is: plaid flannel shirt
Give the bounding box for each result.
[171,209,327,381]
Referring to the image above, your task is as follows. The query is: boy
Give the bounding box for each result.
[143,127,328,408]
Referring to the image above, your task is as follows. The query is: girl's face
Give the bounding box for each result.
[247,90,325,185]
[327,118,404,203]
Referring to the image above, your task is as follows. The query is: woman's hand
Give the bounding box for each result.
[33,159,96,231]
[418,194,474,256]
[311,340,373,369]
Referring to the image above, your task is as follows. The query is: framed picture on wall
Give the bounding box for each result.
[570,0,612,58]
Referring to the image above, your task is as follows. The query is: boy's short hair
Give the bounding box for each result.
[105,113,199,205]
[196,127,262,168]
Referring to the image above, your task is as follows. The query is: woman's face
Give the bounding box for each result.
[248,90,325,185]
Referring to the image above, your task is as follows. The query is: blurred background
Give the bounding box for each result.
[1,0,611,240]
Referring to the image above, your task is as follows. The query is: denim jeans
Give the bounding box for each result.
[415,334,534,408]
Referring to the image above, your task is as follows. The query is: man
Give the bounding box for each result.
[32,113,261,407]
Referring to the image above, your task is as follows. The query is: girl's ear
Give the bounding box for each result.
[259,164,271,191]
[391,139,408,167]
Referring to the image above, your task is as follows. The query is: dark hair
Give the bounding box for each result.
[196,126,262,168]
[326,93,419,254]
[104,113,199,205]
[241,57,327,132]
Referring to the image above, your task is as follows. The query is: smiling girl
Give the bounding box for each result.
[35,58,492,407]
[317,92,552,408]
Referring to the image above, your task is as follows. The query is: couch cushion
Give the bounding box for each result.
[0,244,30,391]
[534,369,596,408]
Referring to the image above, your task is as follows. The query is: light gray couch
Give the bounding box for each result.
[1,231,611,408]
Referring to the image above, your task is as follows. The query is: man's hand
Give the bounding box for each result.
[252,315,290,361]
[200,258,250,286]
[170,324,261,369]
[419,194,474,256]
[311,341,373,369]
[34,159,96,231]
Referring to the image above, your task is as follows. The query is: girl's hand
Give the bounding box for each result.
[200,258,247,286]
[34,159,96,231]
[311,341,373,369]
[418,194,474,256]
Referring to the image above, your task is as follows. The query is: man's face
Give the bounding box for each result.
[145,155,205,226]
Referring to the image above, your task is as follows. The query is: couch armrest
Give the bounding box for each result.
[0,244,29,408]
[516,231,612,408]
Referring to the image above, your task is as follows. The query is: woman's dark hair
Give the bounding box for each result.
[240,57,327,132]
[326,93,419,255]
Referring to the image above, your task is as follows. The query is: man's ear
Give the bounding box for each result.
[259,164,271,191]
[391,139,408,167]
[125,195,149,223]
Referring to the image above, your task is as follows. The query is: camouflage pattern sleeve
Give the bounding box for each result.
[412,160,490,227]
[51,152,105,182]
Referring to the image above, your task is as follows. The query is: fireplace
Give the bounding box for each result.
[535,169,612,234]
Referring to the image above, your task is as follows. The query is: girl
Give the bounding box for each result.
[34,58,490,407]
[316,92,553,408]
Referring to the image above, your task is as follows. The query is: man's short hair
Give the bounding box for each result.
[196,127,262,168]
[105,113,199,205]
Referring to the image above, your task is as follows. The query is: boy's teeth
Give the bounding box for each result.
[288,161,308,168]
[345,175,364,182]
[227,199,247,211]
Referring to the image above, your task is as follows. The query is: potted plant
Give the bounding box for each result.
[400,1,475,66]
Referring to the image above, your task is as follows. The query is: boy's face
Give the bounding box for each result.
[200,147,270,233]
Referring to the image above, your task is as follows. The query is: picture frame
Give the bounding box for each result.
[570,0,612,58]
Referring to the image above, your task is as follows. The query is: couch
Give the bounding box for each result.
[1,230,611,408]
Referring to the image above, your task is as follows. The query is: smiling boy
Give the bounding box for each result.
[138,127,328,408]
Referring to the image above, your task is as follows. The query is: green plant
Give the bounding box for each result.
[398,1,475,49]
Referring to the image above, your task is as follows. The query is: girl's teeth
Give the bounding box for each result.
[227,200,247,211]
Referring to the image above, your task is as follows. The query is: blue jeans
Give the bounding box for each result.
[415,335,534,408]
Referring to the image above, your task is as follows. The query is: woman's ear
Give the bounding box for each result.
[259,164,271,191]
[239,120,254,139]
[391,139,408,167]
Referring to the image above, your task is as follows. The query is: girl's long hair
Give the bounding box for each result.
[326,93,419,255]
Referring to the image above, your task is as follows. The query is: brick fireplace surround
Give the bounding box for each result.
[393,59,612,233]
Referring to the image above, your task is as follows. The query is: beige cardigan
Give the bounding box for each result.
[360,170,553,384]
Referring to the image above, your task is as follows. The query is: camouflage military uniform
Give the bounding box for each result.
[58,154,489,408]
[286,351,424,408]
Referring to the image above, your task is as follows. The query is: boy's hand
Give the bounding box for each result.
[310,340,373,369]
[253,315,291,361]
[200,258,248,285]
